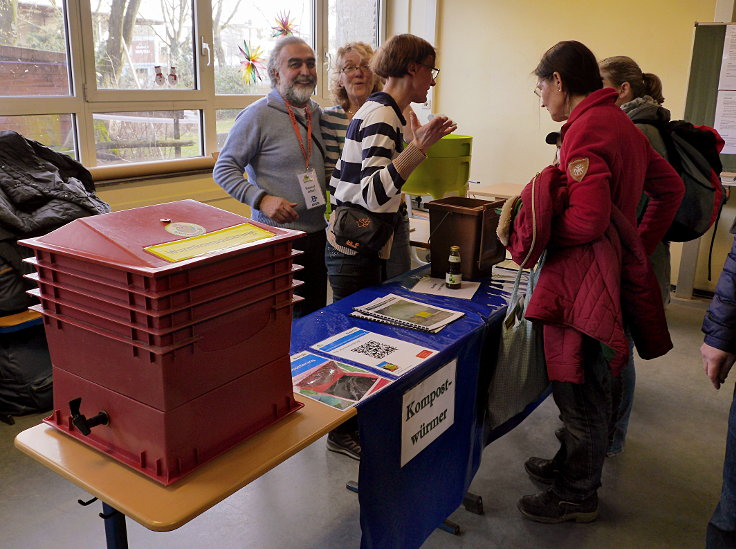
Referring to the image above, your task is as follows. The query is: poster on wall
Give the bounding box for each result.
[715,25,736,154]
[718,25,736,90]
[715,91,736,155]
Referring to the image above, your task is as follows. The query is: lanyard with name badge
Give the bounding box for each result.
[283,96,325,210]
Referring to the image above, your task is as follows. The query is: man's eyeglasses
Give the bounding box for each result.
[419,63,440,80]
[342,64,371,75]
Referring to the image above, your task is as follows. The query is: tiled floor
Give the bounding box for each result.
[1,296,730,548]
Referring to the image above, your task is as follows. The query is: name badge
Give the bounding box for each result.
[297,169,325,210]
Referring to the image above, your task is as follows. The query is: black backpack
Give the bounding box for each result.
[643,120,727,242]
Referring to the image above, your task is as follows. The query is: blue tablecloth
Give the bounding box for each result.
[291,267,544,549]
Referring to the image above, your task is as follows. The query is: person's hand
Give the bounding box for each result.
[700,342,736,390]
[402,106,417,143]
[259,195,299,224]
[409,111,457,153]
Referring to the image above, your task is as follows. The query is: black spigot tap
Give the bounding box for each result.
[69,397,109,436]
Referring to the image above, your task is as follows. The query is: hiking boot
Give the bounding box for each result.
[524,457,558,485]
[327,430,361,460]
[517,489,599,523]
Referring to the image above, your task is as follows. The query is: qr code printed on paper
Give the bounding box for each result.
[350,340,398,360]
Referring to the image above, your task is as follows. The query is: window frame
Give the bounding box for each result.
[1,0,384,168]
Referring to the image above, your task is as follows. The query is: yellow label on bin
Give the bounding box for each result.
[144,223,276,262]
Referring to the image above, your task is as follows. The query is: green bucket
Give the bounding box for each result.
[403,135,472,199]
[424,134,472,157]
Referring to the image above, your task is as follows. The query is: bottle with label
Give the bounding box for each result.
[446,245,462,289]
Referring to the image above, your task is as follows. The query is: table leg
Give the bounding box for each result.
[462,492,484,515]
[100,502,129,549]
[437,519,461,535]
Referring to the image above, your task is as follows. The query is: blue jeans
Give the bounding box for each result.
[385,210,411,280]
[325,242,384,303]
[609,335,636,454]
[707,383,736,548]
[551,338,612,501]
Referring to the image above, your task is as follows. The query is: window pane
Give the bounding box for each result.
[0,0,71,96]
[326,0,378,106]
[92,0,195,90]
[216,108,242,149]
[328,0,378,53]
[213,1,313,95]
[0,114,76,156]
[93,111,202,164]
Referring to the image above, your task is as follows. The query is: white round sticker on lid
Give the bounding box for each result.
[164,222,206,237]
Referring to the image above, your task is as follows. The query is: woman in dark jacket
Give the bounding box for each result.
[701,220,736,548]
[513,41,683,524]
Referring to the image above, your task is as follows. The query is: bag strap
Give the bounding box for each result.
[504,172,542,323]
[518,172,540,270]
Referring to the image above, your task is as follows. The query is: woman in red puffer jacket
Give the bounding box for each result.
[506,40,683,524]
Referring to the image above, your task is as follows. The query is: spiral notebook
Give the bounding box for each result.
[350,293,464,333]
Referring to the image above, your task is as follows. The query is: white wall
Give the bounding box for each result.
[430,0,733,292]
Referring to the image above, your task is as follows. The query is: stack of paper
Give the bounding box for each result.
[350,293,464,333]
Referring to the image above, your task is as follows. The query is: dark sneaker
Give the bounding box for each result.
[518,489,599,523]
[524,457,558,485]
[327,431,361,460]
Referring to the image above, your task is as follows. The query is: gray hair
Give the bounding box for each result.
[268,36,311,88]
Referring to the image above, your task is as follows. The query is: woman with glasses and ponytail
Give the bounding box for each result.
[598,56,673,460]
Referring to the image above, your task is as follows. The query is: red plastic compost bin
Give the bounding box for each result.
[19,199,305,485]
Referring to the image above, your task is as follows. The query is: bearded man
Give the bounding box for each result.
[214,36,327,317]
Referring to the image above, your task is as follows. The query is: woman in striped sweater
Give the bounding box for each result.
[325,33,456,302]
[323,34,456,461]
[321,41,423,282]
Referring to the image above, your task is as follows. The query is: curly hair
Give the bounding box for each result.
[330,42,383,112]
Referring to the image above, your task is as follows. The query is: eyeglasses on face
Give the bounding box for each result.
[342,64,371,75]
[534,87,542,98]
[419,63,440,80]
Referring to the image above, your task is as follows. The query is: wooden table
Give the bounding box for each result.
[466,182,524,200]
[15,395,353,547]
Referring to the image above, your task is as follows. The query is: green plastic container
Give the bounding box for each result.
[423,134,472,158]
[403,135,473,199]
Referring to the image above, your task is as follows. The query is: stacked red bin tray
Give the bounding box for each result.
[20,199,305,485]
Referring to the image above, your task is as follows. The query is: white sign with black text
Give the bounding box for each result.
[400,360,456,467]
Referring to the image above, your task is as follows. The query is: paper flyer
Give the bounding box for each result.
[290,351,392,411]
[311,327,438,376]
[410,276,480,300]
